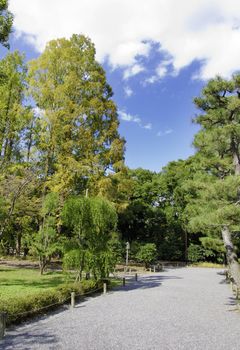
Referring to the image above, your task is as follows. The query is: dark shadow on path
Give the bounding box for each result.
[0,330,58,350]
[112,274,182,293]
[217,269,229,285]
[225,297,238,307]
[216,271,238,309]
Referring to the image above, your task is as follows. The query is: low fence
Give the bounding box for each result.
[0,273,140,340]
[0,283,104,339]
[0,262,213,339]
[114,261,187,274]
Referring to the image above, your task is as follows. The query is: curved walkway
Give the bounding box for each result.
[1,268,240,350]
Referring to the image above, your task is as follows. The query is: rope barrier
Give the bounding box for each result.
[2,273,142,324]
[7,285,104,320]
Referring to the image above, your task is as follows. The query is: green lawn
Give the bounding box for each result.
[0,267,70,301]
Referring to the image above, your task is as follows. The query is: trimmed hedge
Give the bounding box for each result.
[0,279,103,324]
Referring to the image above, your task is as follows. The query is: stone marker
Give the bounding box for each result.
[71,292,75,309]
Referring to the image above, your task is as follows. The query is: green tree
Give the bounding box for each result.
[136,243,157,268]
[30,193,61,275]
[62,196,118,280]
[149,158,202,261]
[187,75,240,285]
[0,165,39,248]
[187,244,205,263]
[0,51,32,166]
[128,168,160,205]
[0,0,13,48]
[28,34,125,197]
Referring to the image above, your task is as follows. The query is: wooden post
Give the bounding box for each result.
[225,270,228,281]
[123,277,126,286]
[103,283,107,294]
[135,273,138,281]
[236,287,239,300]
[0,312,7,339]
[71,292,75,309]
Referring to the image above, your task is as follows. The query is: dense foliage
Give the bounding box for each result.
[62,196,119,279]
[0,35,126,274]
[1,29,240,284]
[0,0,13,48]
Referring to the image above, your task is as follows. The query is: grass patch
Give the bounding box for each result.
[0,266,104,324]
[109,277,123,288]
[189,262,226,268]
[0,266,71,301]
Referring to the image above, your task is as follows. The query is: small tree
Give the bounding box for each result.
[136,243,157,269]
[187,244,205,263]
[62,196,91,281]
[31,193,61,274]
[62,196,118,280]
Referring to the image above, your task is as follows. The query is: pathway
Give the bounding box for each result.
[1,268,240,350]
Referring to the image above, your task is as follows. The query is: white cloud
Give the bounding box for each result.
[156,66,168,78]
[143,123,152,130]
[119,110,152,130]
[123,64,145,80]
[9,0,240,80]
[144,59,173,84]
[124,86,133,97]
[157,129,173,136]
[144,75,158,85]
[118,110,141,124]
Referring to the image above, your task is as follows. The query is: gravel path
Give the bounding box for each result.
[1,267,240,350]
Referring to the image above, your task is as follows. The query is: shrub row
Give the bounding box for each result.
[0,279,103,324]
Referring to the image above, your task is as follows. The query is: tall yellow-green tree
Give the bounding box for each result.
[0,51,37,249]
[0,51,32,165]
[28,34,125,197]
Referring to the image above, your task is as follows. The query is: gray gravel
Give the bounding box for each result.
[1,267,240,350]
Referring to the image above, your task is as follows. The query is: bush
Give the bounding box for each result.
[136,243,157,268]
[187,244,205,263]
[187,241,225,264]
[0,279,102,324]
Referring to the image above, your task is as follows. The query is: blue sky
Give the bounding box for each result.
[3,0,240,171]
[105,60,204,171]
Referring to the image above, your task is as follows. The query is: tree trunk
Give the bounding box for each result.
[40,263,44,275]
[39,257,47,275]
[184,230,188,262]
[1,81,13,162]
[221,225,240,287]
[233,152,240,175]
[16,232,22,256]
[26,121,34,162]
